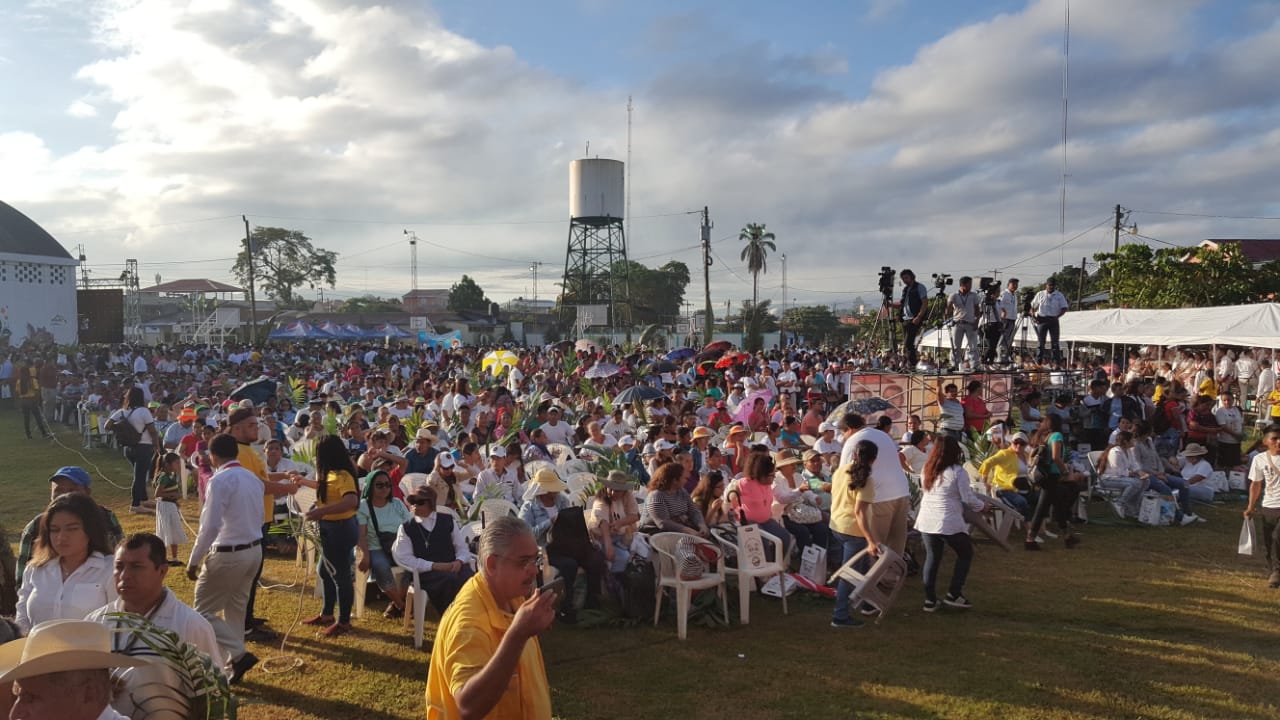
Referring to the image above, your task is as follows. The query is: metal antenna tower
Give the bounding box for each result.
[404,230,419,291]
[562,158,628,334]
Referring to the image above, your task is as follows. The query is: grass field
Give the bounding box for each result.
[4,410,1279,720]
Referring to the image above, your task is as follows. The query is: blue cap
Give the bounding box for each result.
[49,466,91,487]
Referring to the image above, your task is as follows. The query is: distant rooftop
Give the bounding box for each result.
[1199,239,1280,263]
[142,278,244,294]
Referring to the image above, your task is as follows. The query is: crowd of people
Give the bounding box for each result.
[2,337,1279,718]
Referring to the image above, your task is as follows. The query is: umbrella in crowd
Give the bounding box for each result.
[732,389,774,425]
[613,384,666,405]
[827,397,894,422]
[648,359,679,374]
[703,340,733,353]
[229,376,277,406]
[666,347,697,361]
[481,349,519,376]
[696,359,719,376]
[715,351,750,369]
[693,348,724,363]
[584,362,622,379]
[575,339,599,353]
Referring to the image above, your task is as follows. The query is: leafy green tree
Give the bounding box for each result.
[232,227,337,305]
[340,295,403,313]
[1092,242,1280,308]
[448,275,490,312]
[558,260,691,327]
[782,305,842,345]
[739,223,776,309]
[724,299,779,352]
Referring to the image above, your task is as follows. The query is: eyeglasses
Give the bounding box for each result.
[373,483,392,489]
[407,497,432,506]
[497,554,540,571]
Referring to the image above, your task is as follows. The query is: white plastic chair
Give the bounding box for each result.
[400,472,430,498]
[710,523,788,625]
[476,498,518,527]
[648,532,728,640]
[353,549,409,620]
[286,486,321,598]
[547,443,576,463]
[565,472,596,498]
[827,543,909,623]
[402,514,478,648]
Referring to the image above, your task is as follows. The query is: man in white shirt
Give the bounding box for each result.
[87,532,225,712]
[473,446,522,504]
[838,413,911,556]
[812,422,843,466]
[1244,424,1280,587]
[539,406,574,446]
[603,408,631,439]
[1030,278,1070,365]
[186,433,271,684]
[391,485,475,615]
[1215,391,1245,468]
[946,276,980,370]
[997,278,1020,364]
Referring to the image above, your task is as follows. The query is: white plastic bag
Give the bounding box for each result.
[1239,518,1257,556]
[1229,471,1247,491]
[1207,471,1229,493]
[798,544,827,585]
[760,574,799,598]
[1138,493,1163,526]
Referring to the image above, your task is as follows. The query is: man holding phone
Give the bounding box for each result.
[426,515,557,719]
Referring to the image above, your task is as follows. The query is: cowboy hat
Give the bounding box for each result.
[0,620,150,684]
[531,468,568,494]
[773,450,803,468]
[726,425,749,438]
[1181,443,1209,457]
[602,471,634,492]
[415,427,437,443]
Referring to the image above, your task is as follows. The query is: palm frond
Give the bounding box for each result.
[104,611,237,720]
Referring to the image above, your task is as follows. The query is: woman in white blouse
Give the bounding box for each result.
[16,493,117,633]
[914,435,989,613]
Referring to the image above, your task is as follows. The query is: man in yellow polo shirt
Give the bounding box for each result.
[427,516,557,719]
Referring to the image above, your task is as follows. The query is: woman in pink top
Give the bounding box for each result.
[730,452,793,562]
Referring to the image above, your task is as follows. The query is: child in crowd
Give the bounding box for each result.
[154,452,187,565]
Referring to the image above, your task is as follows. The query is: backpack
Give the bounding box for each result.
[619,555,655,620]
[108,408,142,447]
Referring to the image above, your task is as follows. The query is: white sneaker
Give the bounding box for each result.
[1180,514,1198,526]
[1042,529,1058,539]
[1110,500,1127,519]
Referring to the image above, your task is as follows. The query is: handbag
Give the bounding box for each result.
[547,506,592,562]
[784,500,823,525]
[675,536,707,580]
[109,408,142,447]
[366,499,397,563]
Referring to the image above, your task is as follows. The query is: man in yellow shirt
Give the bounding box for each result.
[426,516,557,719]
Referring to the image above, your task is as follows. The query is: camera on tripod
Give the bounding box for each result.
[1020,288,1035,315]
[932,273,952,291]
[878,266,895,297]
[978,276,1000,295]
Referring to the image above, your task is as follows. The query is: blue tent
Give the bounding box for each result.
[267,321,333,340]
[370,322,413,338]
[342,323,370,339]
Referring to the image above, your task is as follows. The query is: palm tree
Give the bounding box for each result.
[739,223,777,309]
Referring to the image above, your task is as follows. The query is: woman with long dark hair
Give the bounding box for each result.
[916,435,988,611]
[109,386,162,513]
[1024,414,1083,550]
[301,435,362,636]
[16,493,115,632]
[828,439,879,628]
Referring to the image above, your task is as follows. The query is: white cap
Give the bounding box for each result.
[642,443,657,456]
[818,422,836,433]
[488,446,507,458]
[438,453,456,468]
[619,435,636,446]
[655,439,675,451]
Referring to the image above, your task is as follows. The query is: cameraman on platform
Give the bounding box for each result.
[1031,278,1070,365]
[998,278,1019,365]
[947,276,980,371]
[979,280,1003,368]
[899,269,929,371]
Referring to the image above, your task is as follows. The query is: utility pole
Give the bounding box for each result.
[1112,203,1123,298]
[1077,256,1087,311]
[780,253,787,348]
[530,262,542,305]
[701,206,714,345]
[404,230,419,291]
[242,215,258,345]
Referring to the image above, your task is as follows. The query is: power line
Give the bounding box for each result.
[997,215,1113,271]
[1130,209,1280,221]
[51,215,240,235]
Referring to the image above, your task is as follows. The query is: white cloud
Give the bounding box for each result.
[6,0,1280,310]
[866,0,905,22]
[66,99,98,117]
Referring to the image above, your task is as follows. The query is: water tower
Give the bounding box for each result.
[561,158,628,334]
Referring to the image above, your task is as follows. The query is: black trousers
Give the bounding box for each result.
[903,320,923,368]
[1034,316,1062,362]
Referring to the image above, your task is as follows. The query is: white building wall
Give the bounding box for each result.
[0,253,79,345]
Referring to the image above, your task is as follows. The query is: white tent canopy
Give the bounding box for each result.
[918,303,1280,350]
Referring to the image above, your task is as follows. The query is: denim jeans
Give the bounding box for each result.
[367,546,409,591]
[605,537,631,574]
[830,530,868,622]
[319,516,359,623]
[128,443,155,507]
[996,489,1033,519]
[921,532,974,603]
[754,519,793,563]
[1146,476,1192,517]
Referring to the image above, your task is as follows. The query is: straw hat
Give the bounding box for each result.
[773,450,803,468]
[530,468,568,494]
[415,427,437,443]
[727,425,749,439]
[1181,443,1209,457]
[0,619,150,683]
[691,426,715,440]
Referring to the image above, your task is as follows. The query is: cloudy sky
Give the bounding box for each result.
[3,0,1279,314]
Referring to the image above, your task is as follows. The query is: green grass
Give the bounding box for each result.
[5,409,1279,720]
